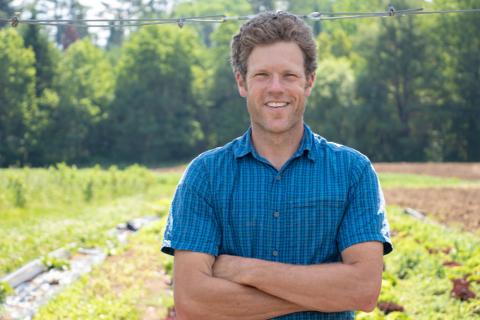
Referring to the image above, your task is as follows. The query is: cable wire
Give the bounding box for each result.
[1,8,480,28]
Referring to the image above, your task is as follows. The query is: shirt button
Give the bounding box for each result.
[273,211,280,218]
[272,250,278,257]
[275,175,281,181]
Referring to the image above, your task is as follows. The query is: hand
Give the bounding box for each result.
[213,254,248,284]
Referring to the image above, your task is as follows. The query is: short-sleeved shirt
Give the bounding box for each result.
[162,124,392,320]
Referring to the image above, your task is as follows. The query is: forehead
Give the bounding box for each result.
[247,41,305,73]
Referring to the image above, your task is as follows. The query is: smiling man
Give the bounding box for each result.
[162,11,392,320]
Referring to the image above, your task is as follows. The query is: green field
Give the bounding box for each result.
[0,165,181,276]
[378,173,480,189]
[1,168,479,319]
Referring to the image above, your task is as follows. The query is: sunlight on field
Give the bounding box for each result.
[1,168,479,319]
[378,173,480,189]
[0,165,181,276]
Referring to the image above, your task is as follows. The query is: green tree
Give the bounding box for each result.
[110,25,204,163]
[0,0,14,28]
[0,29,37,166]
[20,19,61,165]
[354,4,432,161]
[432,0,480,161]
[47,39,114,164]
[204,22,251,147]
[171,0,250,47]
[305,57,356,145]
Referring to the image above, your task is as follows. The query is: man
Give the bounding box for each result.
[162,11,392,320]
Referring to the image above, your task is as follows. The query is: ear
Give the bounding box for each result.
[235,71,248,97]
[304,72,316,97]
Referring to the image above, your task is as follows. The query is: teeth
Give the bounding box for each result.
[266,102,288,108]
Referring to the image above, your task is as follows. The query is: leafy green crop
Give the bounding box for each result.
[0,282,13,304]
[35,218,173,320]
[358,207,480,319]
[0,165,181,276]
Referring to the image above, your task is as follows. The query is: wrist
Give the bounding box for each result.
[237,257,264,286]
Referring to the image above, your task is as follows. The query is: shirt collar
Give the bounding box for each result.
[233,124,316,162]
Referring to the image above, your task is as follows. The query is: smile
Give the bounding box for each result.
[265,102,289,108]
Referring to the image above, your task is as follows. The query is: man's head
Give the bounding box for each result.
[230,11,317,80]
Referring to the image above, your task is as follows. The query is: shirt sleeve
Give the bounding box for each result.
[337,160,393,255]
[161,157,220,256]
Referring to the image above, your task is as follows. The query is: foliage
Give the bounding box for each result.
[50,39,115,164]
[34,219,174,320]
[0,281,13,304]
[20,20,61,166]
[356,206,480,319]
[109,25,204,163]
[0,0,13,29]
[0,165,181,276]
[0,29,37,167]
[41,256,70,271]
[205,22,251,146]
[27,171,480,319]
[306,57,356,144]
[1,0,480,166]
[377,173,480,189]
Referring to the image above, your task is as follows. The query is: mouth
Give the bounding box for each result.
[265,101,289,109]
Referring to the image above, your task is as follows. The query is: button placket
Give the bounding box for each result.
[271,172,282,260]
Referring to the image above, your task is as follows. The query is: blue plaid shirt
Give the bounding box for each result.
[162,124,392,320]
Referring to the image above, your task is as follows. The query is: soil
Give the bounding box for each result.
[375,163,480,233]
[383,187,480,232]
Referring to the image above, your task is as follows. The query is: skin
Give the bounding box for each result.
[236,41,315,170]
[173,41,385,319]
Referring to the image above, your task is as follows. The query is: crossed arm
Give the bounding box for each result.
[173,242,384,320]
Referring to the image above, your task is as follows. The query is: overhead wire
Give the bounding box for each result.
[1,7,480,28]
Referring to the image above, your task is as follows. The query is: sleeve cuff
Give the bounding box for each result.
[338,233,393,255]
[161,239,219,257]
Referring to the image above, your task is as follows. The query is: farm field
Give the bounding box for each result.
[376,163,480,233]
[1,163,479,319]
[0,165,181,277]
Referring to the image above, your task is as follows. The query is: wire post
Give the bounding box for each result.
[177,18,185,28]
[11,12,20,27]
[388,5,396,17]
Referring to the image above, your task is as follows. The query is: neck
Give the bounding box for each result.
[251,124,304,171]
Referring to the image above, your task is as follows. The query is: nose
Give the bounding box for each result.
[267,74,284,94]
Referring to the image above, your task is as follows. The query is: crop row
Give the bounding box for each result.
[0,165,181,276]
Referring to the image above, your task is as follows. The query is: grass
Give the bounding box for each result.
[378,173,480,189]
[0,165,181,276]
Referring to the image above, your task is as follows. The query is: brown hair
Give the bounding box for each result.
[230,11,317,79]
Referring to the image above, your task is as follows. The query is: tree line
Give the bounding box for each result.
[1,0,479,167]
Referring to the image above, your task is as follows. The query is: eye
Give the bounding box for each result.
[285,73,299,79]
[254,72,269,78]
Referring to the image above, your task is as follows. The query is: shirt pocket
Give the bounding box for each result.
[284,198,345,262]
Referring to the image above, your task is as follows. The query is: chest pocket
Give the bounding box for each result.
[284,198,345,257]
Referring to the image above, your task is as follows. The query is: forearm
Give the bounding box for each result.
[240,259,379,312]
[175,270,306,319]
[214,243,384,313]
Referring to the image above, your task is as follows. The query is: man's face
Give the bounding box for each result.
[236,41,315,136]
